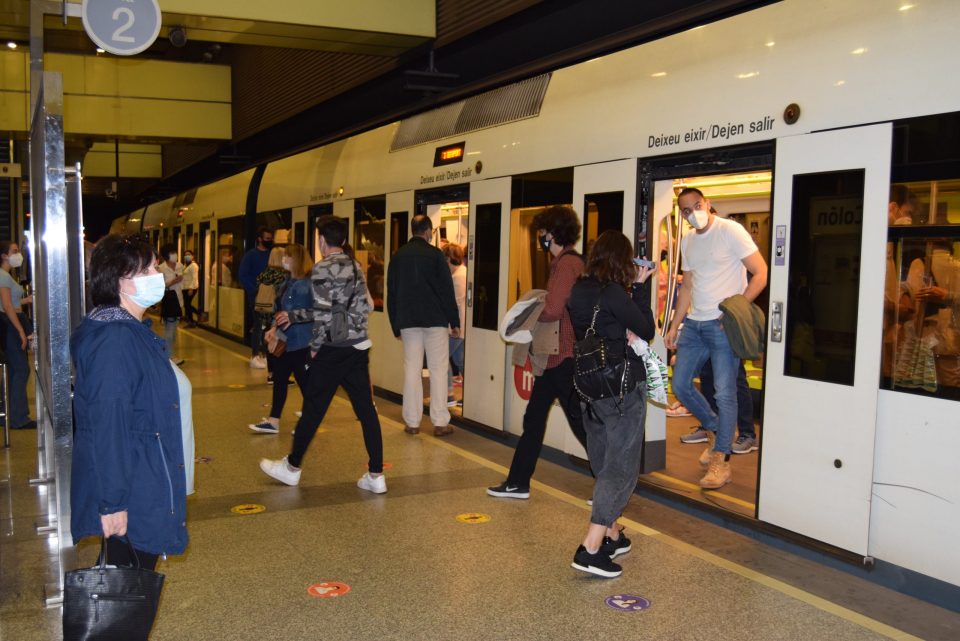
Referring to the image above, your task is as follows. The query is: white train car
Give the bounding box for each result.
[118,0,960,600]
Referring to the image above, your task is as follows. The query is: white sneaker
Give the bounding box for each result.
[357,472,387,494]
[260,457,301,486]
[250,355,267,369]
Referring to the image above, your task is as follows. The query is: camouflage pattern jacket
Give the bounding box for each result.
[289,253,371,351]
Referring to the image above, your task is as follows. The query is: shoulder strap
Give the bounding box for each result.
[584,284,608,337]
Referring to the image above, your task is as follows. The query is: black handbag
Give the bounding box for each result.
[573,286,637,410]
[160,289,181,320]
[63,537,165,641]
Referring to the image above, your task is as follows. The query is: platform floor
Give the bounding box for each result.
[2,325,959,641]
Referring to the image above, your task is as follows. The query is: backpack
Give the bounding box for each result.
[572,285,638,413]
[254,281,277,314]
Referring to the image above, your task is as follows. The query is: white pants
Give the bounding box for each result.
[401,327,451,428]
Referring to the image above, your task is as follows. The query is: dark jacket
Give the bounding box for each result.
[568,278,656,344]
[719,294,766,359]
[70,306,189,556]
[386,237,460,337]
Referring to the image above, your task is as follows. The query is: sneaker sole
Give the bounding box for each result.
[259,460,300,486]
[608,544,632,559]
[732,445,759,454]
[248,425,279,434]
[358,483,387,494]
[699,478,732,489]
[486,489,530,499]
[571,561,622,578]
[680,435,709,444]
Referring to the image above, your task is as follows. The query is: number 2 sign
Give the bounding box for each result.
[81,0,161,56]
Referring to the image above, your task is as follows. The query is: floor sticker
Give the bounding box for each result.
[456,512,491,524]
[195,456,214,464]
[228,384,247,389]
[604,595,651,612]
[307,582,351,598]
[230,503,266,515]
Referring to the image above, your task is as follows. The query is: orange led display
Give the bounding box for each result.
[434,142,466,167]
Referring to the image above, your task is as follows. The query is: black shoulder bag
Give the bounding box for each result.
[63,536,165,641]
[328,260,359,343]
[572,285,638,413]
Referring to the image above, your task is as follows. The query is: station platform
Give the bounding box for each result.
[2,325,958,641]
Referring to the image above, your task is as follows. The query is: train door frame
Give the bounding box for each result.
[638,142,774,504]
[377,190,416,396]
[198,221,210,323]
[466,177,511,431]
[758,124,891,555]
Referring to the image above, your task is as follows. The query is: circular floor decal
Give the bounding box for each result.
[604,595,651,612]
[307,581,351,598]
[230,503,266,515]
[456,512,491,524]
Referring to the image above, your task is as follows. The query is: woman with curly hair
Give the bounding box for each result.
[566,229,654,578]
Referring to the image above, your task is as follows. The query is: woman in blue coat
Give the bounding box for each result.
[71,234,190,570]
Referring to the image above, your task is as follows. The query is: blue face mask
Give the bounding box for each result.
[123,273,166,308]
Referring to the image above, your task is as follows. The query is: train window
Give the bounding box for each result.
[355,197,386,311]
[582,192,623,256]
[390,212,409,257]
[215,216,245,338]
[507,206,551,310]
[473,203,502,330]
[783,170,865,386]
[294,222,305,246]
[308,203,334,261]
[882,180,960,401]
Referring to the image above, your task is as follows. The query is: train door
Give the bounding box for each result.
[198,222,210,323]
[759,124,891,554]
[307,203,334,260]
[378,191,415,395]
[466,177,511,430]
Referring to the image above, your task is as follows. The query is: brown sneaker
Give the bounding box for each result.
[433,425,454,437]
[699,452,731,489]
[404,426,420,435]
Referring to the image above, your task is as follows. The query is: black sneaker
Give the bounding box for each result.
[599,529,632,559]
[486,482,530,499]
[571,545,623,578]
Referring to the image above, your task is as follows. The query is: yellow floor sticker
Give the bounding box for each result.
[456,512,491,524]
[230,504,266,515]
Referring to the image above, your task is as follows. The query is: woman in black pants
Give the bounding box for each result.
[248,243,314,434]
[567,230,655,578]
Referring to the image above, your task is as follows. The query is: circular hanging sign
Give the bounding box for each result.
[455,512,491,524]
[230,503,266,515]
[307,582,351,598]
[81,0,162,56]
[604,594,651,612]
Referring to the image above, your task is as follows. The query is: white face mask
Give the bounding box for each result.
[281,257,294,272]
[122,272,166,308]
[686,209,710,230]
[7,253,23,268]
[168,254,177,263]
[183,255,193,263]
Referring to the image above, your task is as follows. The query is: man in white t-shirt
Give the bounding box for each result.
[665,188,768,489]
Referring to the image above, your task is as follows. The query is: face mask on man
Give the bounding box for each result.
[7,253,23,268]
[686,208,710,230]
[539,234,552,253]
[122,273,166,308]
[262,239,274,250]
[183,254,193,263]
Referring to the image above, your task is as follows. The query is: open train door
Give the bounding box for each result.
[759,124,891,554]
[464,177,511,431]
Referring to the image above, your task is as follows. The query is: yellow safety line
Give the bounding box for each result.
[647,471,757,510]
[191,330,920,641]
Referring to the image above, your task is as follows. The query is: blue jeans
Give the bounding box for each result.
[672,319,740,454]
[699,360,755,438]
[447,336,464,392]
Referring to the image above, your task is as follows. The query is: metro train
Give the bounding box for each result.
[112,0,960,597]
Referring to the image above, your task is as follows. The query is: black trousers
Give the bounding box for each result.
[100,536,159,571]
[183,289,197,323]
[506,358,588,487]
[288,346,383,473]
[269,348,310,418]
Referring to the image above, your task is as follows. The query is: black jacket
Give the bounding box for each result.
[568,278,655,343]
[386,237,460,337]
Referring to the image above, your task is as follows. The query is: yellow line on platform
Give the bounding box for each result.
[190,329,920,641]
[647,470,757,510]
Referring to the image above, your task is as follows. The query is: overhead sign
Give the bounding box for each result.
[82,0,162,56]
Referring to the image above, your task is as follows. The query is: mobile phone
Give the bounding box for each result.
[633,257,657,269]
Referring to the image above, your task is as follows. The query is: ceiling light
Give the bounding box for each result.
[6,41,16,49]
[899,4,915,10]
[851,47,868,55]
[737,71,760,79]
[834,80,846,86]
[765,41,775,47]
[651,71,667,78]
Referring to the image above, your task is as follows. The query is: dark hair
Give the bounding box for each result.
[677,187,717,214]
[0,240,14,260]
[443,243,464,266]
[89,234,157,306]
[316,215,348,248]
[583,230,636,289]
[256,226,273,239]
[411,215,433,236]
[890,184,918,207]
[532,205,581,247]
[159,243,177,258]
